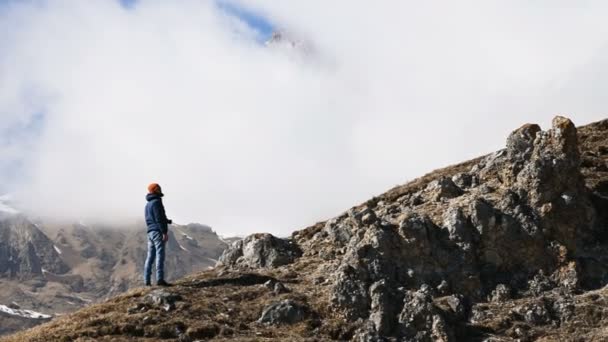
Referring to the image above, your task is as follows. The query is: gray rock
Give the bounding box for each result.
[368,279,399,336]
[443,207,473,243]
[452,173,473,189]
[258,299,308,325]
[506,123,541,161]
[217,233,302,269]
[264,279,289,294]
[425,177,463,201]
[330,265,370,320]
[352,208,377,225]
[144,289,182,312]
[398,289,453,341]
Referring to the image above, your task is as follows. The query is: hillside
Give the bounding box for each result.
[4,116,608,342]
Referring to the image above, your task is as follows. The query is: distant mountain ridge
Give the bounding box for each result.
[0,212,232,336]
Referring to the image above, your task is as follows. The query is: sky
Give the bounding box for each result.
[0,1,607,236]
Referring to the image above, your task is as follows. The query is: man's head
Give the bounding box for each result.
[148,183,162,195]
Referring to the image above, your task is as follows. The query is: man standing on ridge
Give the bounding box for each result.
[144,183,173,287]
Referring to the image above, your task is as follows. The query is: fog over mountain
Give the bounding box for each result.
[1,0,607,236]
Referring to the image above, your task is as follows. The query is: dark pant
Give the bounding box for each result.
[144,230,165,283]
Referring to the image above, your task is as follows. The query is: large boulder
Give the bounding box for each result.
[217,233,302,269]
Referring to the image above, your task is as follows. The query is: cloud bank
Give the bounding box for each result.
[0,0,607,236]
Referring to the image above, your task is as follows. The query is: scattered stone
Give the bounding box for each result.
[144,289,182,312]
[519,302,551,326]
[258,299,309,325]
[273,282,289,294]
[128,303,148,314]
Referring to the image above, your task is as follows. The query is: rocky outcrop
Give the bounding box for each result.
[218,233,302,269]
[290,116,603,340]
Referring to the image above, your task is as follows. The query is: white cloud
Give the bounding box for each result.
[0,0,607,236]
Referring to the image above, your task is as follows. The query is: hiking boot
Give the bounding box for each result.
[156,279,172,287]
[145,282,151,287]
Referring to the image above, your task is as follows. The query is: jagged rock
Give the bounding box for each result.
[398,288,453,341]
[443,206,473,244]
[258,299,308,325]
[217,233,302,268]
[368,279,399,336]
[323,217,354,246]
[506,123,541,161]
[330,265,370,320]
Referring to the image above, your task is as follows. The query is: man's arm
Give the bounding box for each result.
[159,201,172,225]
[152,200,169,235]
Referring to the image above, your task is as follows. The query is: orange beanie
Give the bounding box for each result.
[148,183,161,194]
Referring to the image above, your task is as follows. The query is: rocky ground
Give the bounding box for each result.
[3,116,608,342]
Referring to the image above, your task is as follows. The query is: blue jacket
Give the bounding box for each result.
[145,193,170,234]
